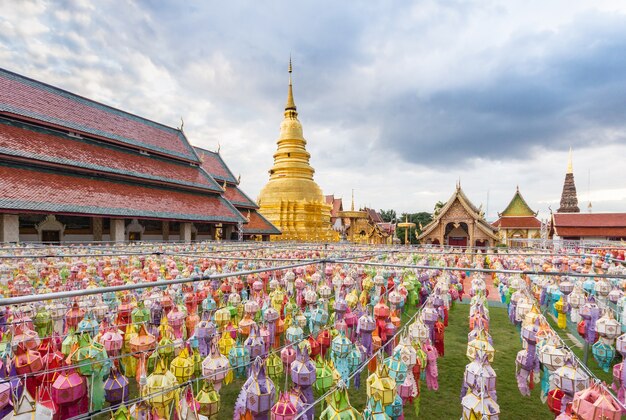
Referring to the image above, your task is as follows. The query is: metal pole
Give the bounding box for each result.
[0,259,325,306]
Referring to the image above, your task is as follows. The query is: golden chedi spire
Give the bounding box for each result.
[257,59,335,242]
[286,57,296,111]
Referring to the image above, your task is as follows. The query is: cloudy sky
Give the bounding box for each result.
[2,0,625,220]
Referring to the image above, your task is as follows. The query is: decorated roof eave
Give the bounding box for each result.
[0,199,245,224]
[0,109,199,164]
[475,221,500,240]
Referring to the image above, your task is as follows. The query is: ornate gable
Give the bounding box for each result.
[418,184,498,242]
[500,188,537,217]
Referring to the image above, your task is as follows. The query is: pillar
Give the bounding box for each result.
[181,222,192,243]
[110,219,125,243]
[223,225,234,241]
[0,214,19,243]
[92,217,103,242]
[162,221,170,241]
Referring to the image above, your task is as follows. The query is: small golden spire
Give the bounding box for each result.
[351,189,355,211]
[285,57,296,111]
[567,147,573,174]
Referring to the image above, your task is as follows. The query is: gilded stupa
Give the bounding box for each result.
[257,60,336,241]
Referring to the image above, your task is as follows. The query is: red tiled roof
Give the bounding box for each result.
[194,147,238,183]
[553,213,626,238]
[557,227,626,237]
[0,120,221,192]
[492,216,541,229]
[224,185,258,209]
[0,164,245,223]
[0,68,197,161]
[365,208,383,224]
[377,222,396,235]
[324,195,343,218]
[243,210,281,234]
[553,213,626,227]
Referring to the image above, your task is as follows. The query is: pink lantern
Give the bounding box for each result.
[99,327,123,355]
[572,383,622,420]
[51,367,86,405]
[271,392,297,420]
[281,346,296,369]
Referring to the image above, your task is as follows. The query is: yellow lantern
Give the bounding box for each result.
[144,360,178,418]
[170,347,194,383]
[467,329,495,363]
[218,331,235,356]
[196,381,220,419]
[366,363,396,406]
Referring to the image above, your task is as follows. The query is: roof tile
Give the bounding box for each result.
[0,68,197,161]
[194,147,237,183]
[0,163,244,223]
[0,119,221,192]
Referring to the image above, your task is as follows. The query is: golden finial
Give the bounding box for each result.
[222,181,227,191]
[237,174,241,184]
[351,189,355,211]
[567,147,573,174]
[217,141,221,153]
[285,57,296,111]
[179,117,184,132]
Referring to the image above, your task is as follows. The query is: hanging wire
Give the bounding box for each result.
[293,294,430,419]
[519,270,626,412]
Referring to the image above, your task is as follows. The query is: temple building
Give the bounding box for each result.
[492,187,542,246]
[257,62,335,241]
[0,67,276,243]
[551,213,626,241]
[417,183,499,247]
[195,147,280,241]
[550,150,626,241]
[557,149,580,213]
[325,194,396,244]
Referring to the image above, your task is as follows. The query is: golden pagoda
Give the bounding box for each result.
[257,60,336,242]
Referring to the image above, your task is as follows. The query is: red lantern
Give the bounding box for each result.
[547,388,566,415]
[308,336,321,358]
[317,330,331,357]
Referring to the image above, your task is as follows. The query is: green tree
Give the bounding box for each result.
[433,201,445,217]
[379,209,397,223]
[396,212,433,244]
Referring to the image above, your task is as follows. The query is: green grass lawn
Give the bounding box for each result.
[418,303,553,420]
[214,303,555,419]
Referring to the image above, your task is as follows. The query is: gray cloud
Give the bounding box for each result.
[1,0,625,216]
